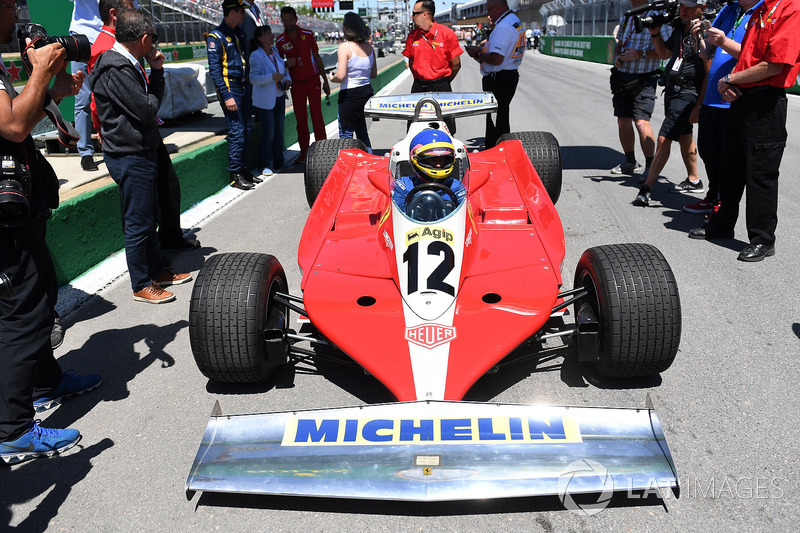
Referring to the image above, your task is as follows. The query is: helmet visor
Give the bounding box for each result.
[418,154,454,170]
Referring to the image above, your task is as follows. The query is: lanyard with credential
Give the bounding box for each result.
[420,27,439,49]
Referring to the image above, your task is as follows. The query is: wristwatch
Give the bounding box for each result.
[722,73,732,85]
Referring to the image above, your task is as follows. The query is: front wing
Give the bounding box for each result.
[186,400,678,502]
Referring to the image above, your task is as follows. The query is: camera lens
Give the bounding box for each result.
[0,180,30,226]
[53,34,91,64]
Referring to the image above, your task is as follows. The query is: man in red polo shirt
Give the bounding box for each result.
[689,0,800,262]
[277,5,330,164]
[403,0,463,133]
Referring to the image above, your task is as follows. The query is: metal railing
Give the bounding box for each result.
[539,0,633,36]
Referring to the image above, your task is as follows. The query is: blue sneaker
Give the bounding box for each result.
[33,370,102,412]
[0,421,81,464]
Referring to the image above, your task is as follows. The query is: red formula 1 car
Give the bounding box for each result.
[186,94,681,503]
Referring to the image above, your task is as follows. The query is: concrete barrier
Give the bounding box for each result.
[45,58,408,286]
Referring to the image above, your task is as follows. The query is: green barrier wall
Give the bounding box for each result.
[539,35,800,95]
[45,59,407,286]
[540,36,616,65]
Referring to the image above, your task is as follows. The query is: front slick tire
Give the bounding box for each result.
[189,252,287,383]
[574,243,681,378]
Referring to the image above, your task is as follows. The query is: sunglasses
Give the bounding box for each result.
[412,10,425,16]
[147,33,159,45]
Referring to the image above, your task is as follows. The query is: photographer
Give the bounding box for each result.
[634,0,709,207]
[609,0,672,177]
[0,1,102,464]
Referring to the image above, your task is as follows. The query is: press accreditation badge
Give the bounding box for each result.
[671,58,683,72]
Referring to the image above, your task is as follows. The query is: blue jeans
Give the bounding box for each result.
[222,84,252,173]
[338,120,371,149]
[72,60,93,157]
[104,151,166,292]
[255,95,287,171]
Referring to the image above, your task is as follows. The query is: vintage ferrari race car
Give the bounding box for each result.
[185,94,681,503]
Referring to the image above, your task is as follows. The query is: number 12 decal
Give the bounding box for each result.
[402,241,455,295]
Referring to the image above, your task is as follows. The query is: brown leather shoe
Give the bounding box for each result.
[153,269,192,287]
[133,283,176,304]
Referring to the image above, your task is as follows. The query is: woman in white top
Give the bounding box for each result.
[328,13,377,150]
[249,25,291,175]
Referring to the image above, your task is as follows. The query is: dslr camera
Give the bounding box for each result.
[16,23,91,75]
[0,154,32,226]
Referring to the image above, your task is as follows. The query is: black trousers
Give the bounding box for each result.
[0,221,63,441]
[482,69,519,149]
[156,138,184,247]
[411,77,456,134]
[697,105,730,202]
[709,87,786,246]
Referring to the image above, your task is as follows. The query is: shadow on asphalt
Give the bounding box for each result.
[0,438,114,532]
[561,145,622,170]
[43,321,186,431]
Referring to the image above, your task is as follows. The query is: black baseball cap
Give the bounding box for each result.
[221,0,251,9]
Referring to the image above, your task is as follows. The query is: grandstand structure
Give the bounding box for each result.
[141,0,340,45]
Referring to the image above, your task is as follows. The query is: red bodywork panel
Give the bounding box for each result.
[297,141,566,401]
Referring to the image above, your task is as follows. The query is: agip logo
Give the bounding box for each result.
[406,323,456,349]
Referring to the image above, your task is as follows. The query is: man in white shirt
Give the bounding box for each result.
[465,0,525,148]
[70,0,103,171]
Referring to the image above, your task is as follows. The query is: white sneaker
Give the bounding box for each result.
[261,168,274,176]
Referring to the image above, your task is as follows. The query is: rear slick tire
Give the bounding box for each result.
[189,252,288,383]
[573,243,681,378]
[497,131,562,204]
[304,138,367,208]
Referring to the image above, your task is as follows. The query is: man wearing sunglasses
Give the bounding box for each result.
[91,8,192,304]
[403,0,463,134]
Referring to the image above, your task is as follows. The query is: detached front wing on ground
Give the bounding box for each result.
[186,400,678,502]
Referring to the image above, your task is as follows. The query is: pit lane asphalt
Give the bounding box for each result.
[2,51,798,532]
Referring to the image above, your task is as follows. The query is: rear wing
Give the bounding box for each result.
[364,92,498,122]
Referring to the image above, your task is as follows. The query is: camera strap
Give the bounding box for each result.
[43,95,80,149]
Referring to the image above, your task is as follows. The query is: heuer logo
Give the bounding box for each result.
[406,323,456,349]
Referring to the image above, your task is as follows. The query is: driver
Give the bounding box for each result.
[393,129,466,215]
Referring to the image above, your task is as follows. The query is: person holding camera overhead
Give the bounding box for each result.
[633,0,709,207]
[249,25,291,176]
[0,0,103,464]
[609,0,672,178]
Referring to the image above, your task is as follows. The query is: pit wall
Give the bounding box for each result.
[539,35,800,95]
[46,58,407,286]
